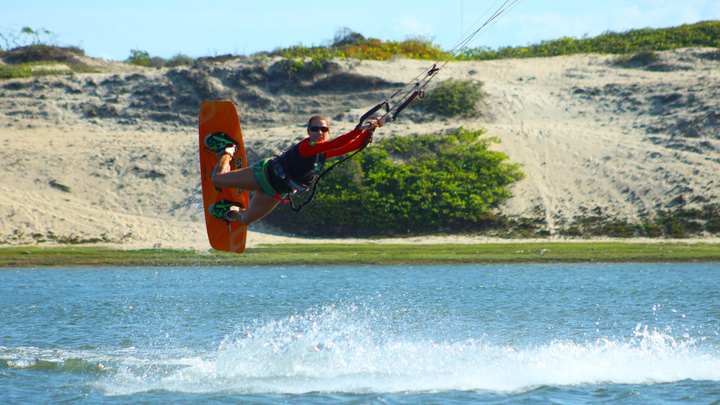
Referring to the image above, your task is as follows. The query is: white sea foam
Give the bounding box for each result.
[88,304,720,396]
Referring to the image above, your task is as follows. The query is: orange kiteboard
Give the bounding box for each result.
[198,100,249,253]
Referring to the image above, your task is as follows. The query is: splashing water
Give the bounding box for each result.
[81,303,720,396]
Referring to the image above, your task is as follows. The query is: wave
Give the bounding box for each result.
[4,304,719,396]
[0,347,110,375]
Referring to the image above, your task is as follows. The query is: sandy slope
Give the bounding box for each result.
[1,49,718,250]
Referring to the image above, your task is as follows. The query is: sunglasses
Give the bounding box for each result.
[309,126,329,133]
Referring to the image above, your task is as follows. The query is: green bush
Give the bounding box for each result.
[0,63,33,79]
[265,127,525,236]
[148,56,165,68]
[0,61,78,79]
[332,27,366,47]
[126,49,150,66]
[125,50,194,68]
[166,53,194,67]
[415,79,484,117]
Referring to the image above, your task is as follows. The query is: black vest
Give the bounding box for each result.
[267,143,326,194]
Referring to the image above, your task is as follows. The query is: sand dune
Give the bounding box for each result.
[1,49,718,249]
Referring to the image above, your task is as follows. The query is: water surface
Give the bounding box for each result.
[1,263,718,403]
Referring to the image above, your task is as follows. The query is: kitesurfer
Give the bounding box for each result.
[204,115,383,226]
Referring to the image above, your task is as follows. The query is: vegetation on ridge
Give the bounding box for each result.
[263,27,446,60]
[259,21,720,62]
[457,20,720,60]
[2,21,718,79]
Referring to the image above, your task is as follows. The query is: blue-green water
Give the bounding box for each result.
[1,263,719,404]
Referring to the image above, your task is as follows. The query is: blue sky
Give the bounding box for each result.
[2,0,719,61]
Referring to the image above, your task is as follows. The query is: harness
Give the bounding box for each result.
[272,148,325,195]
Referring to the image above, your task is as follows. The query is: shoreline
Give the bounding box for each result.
[2,240,719,267]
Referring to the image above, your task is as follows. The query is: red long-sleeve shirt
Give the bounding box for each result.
[297,127,372,158]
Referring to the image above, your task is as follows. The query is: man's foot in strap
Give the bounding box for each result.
[209,200,243,222]
[204,132,238,157]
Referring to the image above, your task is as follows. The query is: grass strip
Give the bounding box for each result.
[0,242,718,267]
